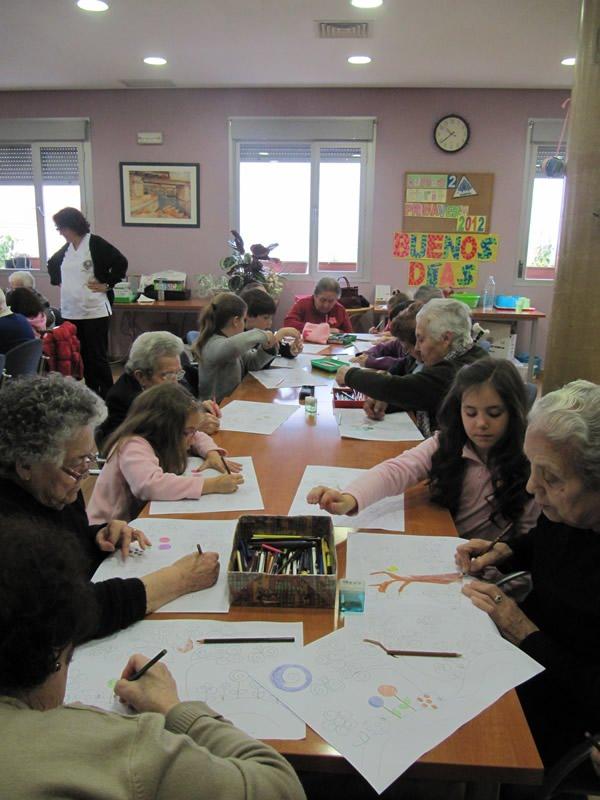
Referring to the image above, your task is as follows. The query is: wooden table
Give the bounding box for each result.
[110,299,206,360]
[471,310,546,381]
[144,355,542,794]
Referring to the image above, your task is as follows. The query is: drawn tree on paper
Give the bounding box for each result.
[369,570,462,594]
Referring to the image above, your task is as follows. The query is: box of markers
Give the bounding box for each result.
[227,515,337,608]
[332,387,366,408]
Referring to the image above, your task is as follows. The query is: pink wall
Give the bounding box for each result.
[0,87,568,360]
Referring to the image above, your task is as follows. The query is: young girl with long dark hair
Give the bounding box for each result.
[191,292,277,402]
[308,357,540,541]
[88,383,243,523]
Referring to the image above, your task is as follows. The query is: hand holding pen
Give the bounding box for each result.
[114,651,181,715]
[455,533,514,575]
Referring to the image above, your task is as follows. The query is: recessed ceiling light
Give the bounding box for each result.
[348,55,372,65]
[77,0,109,10]
[259,152,270,156]
[144,56,168,66]
[351,0,383,7]
[561,57,576,66]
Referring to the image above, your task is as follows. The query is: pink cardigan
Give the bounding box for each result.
[344,433,540,540]
[87,432,224,523]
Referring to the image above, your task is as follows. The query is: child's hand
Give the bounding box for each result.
[306,486,358,515]
[204,474,244,494]
[197,411,220,435]
[275,327,301,344]
[262,331,277,350]
[197,451,243,474]
[290,338,303,355]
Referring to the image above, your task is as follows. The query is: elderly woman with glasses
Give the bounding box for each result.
[457,380,600,771]
[0,374,221,641]
[0,518,306,800]
[95,330,220,448]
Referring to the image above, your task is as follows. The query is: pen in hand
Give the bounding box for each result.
[128,649,168,681]
[219,454,231,475]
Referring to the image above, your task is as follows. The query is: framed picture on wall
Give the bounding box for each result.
[119,162,200,227]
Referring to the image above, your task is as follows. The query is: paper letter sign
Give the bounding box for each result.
[408,262,479,288]
[393,232,498,262]
[406,188,448,203]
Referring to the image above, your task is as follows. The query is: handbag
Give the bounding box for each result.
[302,322,330,344]
[338,276,370,309]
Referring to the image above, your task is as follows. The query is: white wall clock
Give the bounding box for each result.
[433,115,470,153]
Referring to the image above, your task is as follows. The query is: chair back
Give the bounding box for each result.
[525,382,537,411]
[4,339,43,378]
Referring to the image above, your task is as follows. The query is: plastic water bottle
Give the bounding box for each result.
[482,276,495,312]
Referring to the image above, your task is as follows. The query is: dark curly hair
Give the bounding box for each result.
[6,287,44,318]
[429,358,531,530]
[0,517,97,694]
[52,207,90,236]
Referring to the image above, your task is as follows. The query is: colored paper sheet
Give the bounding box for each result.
[93,518,236,613]
[66,620,305,740]
[456,214,487,233]
[405,188,448,203]
[408,261,479,287]
[149,456,265,515]
[406,173,448,189]
[219,400,300,435]
[393,232,498,262]
[287,465,404,531]
[404,203,470,219]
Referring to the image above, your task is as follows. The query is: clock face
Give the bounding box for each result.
[434,115,470,153]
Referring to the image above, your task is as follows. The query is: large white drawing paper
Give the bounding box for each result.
[336,408,423,442]
[93,518,236,613]
[66,620,305,740]
[248,623,543,793]
[250,367,331,389]
[354,333,382,342]
[346,533,465,610]
[149,456,264,515]
[219,400,300,435]
[298,342,331,354]
[352,340,375,354]
[288,465,404,531]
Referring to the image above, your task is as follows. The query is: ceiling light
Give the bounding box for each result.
[144,56,167,66]
[561,57,576,66]
[348,55,372,65]
[77,0,109,10]
[351,0,383,7]
[259,151,270,156]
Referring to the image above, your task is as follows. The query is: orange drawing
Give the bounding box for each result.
[369,571,462,594]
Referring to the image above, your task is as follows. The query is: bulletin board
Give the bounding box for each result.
[402,172,494,234]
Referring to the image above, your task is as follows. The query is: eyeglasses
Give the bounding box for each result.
[157,370,185,382]
[60,452,97,482]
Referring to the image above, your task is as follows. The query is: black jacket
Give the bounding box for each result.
[95,372,142,449]
[47,234,128,305]
[504,515,600,767]
[344,344,487,424]
[0,477,146,640]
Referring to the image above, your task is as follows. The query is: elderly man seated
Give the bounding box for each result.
[336,298,487,436]
[283,277,353,334]
[95,331,219,447]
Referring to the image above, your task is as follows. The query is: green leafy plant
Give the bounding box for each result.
[219,230,286,298]
[0,234,15,266]
[533,243,553,267]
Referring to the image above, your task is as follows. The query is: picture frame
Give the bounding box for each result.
[119,162,200,228]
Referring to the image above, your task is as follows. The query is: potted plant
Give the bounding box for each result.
[219,230,285,298]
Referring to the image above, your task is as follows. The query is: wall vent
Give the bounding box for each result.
[317,20,370,39]
[120,79,177,89]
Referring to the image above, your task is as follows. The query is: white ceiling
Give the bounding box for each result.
[1,0,580,91]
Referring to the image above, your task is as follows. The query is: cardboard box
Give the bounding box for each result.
[228,515,337,608]
[485,322,516,360]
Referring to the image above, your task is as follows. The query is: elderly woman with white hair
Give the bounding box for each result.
[0,374,221,641]
[457,380,600,770]
[7,270,56,327]
[96,330,220,447]
[336,298,487,435]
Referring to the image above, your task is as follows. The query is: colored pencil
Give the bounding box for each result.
[197,637,296,645]
[220,454,231,475]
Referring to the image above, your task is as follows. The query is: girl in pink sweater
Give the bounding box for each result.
[308,358,540,541]
[88,383,243,523]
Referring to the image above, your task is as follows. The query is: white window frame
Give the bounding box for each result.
[229,117,375,282]
[516,118,565,285]
[0,118,94,272]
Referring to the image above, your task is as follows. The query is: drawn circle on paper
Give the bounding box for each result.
[270,664,312,693]
[159,537,171,543]
[159,544,172,550]
[368,695,385,708]
[377,684,398,697]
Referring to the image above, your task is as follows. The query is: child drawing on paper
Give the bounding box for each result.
[307,358,539,549]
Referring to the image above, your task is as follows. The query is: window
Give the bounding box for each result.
[0,118,92,270]
[517,119,567,283]
[231,118,375,278]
